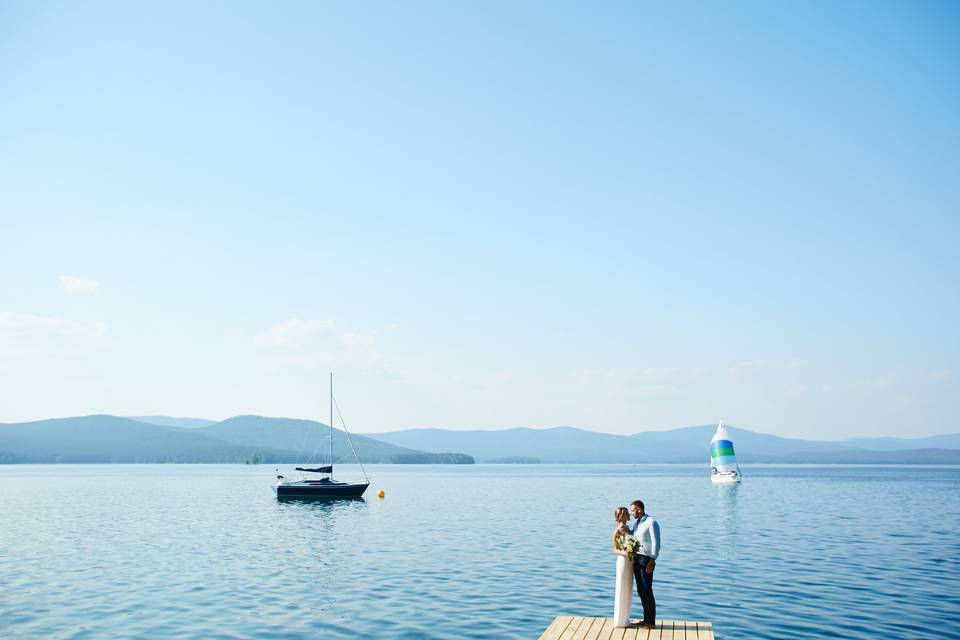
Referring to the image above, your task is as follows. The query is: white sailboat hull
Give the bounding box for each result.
[711,471,741,484]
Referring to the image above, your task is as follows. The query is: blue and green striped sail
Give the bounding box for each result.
[710,420,739,474]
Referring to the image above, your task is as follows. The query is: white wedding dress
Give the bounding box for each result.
[614,554,634,627]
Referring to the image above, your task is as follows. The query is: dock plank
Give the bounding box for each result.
[593,617,615,640]
[574,617,603,640]
[573,616,595,640]
[573,617,603,640]
[595,617,613,639]
[539,616,575,640]
[696,621,714,640]
[659,620,675,640]
[608,625,627,640]
[674,620,690,640]
[557,617,588,640]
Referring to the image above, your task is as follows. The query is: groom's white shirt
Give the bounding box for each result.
[630,514,661,559]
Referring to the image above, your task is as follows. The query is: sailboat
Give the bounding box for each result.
[709,419,742,484]
[273,373,371,499]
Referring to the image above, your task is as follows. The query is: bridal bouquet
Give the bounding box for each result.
[617,533,642,561]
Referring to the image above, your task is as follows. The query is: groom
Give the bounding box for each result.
[630,500,660,629]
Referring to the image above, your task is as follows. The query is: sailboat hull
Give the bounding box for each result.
[710,472,741,484]
[275,481,370,499]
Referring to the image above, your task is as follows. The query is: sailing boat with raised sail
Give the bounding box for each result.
[709,419,742,484]
[273,373,370,499]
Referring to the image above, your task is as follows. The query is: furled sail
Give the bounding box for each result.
[710,420,739,475]
[296,466,333,474]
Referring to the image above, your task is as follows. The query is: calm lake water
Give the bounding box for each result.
[1,464,958,639]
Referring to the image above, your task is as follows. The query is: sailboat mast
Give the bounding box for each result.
[329,372,334,469]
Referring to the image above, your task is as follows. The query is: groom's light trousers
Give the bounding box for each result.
[633,555,656,625]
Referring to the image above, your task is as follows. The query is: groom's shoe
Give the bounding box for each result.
[639,621,656,629]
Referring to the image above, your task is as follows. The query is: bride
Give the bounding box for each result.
[612,506,634,628]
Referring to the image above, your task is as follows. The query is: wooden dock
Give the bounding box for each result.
[538,616,714,640]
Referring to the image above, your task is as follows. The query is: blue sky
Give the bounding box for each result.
[1,1,957,438]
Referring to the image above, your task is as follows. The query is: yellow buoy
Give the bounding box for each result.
[377,490,385,499]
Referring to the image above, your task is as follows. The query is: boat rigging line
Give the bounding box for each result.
[333,395,369,483]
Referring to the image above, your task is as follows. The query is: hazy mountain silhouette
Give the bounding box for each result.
[3,416,955,464]
[197,415,472,464]
[128,416,217,429]
[841,433,960,451]
[0,415,472,464]
[0,416,298,463]
[369,424,960,463]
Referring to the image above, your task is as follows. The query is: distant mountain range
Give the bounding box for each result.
[127,416,217,429]
[0,415,473,464]
[369,424,960,464]
[841,433,960,451]
[1,416,957,464]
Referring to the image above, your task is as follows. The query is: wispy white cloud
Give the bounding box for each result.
[254,318,336,349]
[0,311,106,357]
[727,359,801,375]
[727,359,766,374]
[822,376,891,393]
[929,369,955,383]
[59,275,100,296]
[254,317,396,376]
[824,369,958,394]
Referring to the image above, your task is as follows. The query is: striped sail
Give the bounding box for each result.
[710,420,739,474]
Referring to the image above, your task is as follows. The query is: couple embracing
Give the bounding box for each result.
[612,500,661,629]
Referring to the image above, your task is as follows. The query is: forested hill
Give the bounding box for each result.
[0,415,473,464]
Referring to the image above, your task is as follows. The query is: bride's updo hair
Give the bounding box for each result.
[613,506,628,522]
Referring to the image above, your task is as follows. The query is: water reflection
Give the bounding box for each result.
[275,495,367,507]
[714,481,740,503]
[272,496,369,594]
[275,496,368,531]
[713,482,740,555]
